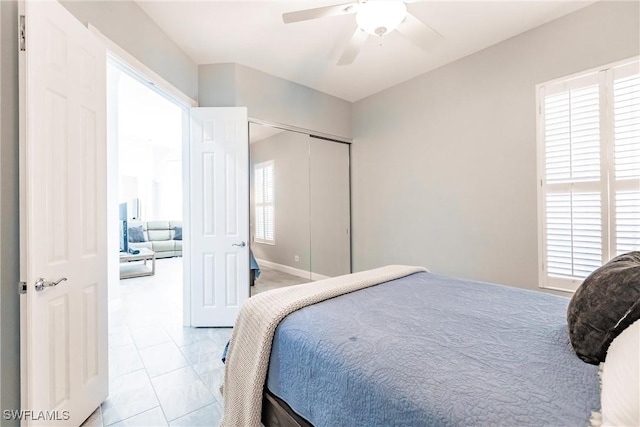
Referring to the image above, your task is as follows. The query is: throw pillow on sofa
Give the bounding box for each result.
[567,251,640,364]
[174,226,182,241]
[128,225,146,243]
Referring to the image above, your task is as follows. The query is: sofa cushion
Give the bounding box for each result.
[152,240,175,253]
[175,240,182,251]
[147,221,171,231]
[148,229,172,241]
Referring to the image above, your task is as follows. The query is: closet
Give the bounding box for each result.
[249,122,351,283]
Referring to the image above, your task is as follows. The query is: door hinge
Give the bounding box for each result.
[19,15,25,51]
[18,281,27,294]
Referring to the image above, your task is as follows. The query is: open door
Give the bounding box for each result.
[19,1,108,425]
[189,108,250,327]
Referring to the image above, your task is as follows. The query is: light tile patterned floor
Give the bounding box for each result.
[81,258,302,427]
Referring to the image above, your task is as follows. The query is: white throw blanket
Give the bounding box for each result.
[220,265,428,426]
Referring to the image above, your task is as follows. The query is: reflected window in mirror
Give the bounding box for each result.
[254,160,275,245]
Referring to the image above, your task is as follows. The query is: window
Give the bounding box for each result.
[538,59,640,292]
[254,161,275,244]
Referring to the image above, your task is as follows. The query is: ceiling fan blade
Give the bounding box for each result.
[396,12,443,51]
[337,28,368,66]
[283,3,357,24]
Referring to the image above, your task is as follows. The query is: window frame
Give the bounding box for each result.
[254,160,275,245]
[536,57,640,293]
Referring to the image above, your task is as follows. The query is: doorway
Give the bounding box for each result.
[81,59,229,426]
[111,60,184,281]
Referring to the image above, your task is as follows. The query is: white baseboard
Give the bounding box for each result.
[256,258,308,279]
[256,258,330,281]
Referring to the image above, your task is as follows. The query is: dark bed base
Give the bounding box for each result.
[262,391,313,427]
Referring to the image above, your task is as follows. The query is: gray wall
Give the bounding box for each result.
[250,130,311,273]
[351,1,640,291]
[197,63,237,108]
[60,1,198,101]
[199,63,352,139]
[0,1,21,424]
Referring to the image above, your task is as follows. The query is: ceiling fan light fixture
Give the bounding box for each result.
[356,1,407,36]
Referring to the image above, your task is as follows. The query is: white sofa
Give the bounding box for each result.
[128,220,182,259]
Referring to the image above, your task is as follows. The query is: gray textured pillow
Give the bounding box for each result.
[128,225,146,243]
[567,251,640,364]
[174,226,182,241]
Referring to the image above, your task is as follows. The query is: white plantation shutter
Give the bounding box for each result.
[545,192,602,279]
[614,74,640,180]
[539,59,640,292]
[254,161,274,244]
[544,85,601,183]
[616,191,640,254]
[541,74,604,290]
[264,205,274,241]
[255,205,265,241]
[613,66,640,256]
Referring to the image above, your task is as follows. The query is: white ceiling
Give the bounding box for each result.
[137,0,596,102]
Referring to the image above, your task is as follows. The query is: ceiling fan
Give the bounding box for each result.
[282,0,442,66]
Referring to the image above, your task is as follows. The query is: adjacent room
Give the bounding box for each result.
[0,1,638,427]
[112,61,184,282]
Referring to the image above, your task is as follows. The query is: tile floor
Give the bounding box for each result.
[81,257,302,427]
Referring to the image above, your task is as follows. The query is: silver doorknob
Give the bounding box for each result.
[232,241,246,247]
[35,277,67,292]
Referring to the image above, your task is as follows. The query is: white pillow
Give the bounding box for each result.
[601,319,640,427]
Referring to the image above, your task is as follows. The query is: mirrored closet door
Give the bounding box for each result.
[310,137,351,279]
[249,122,351,290]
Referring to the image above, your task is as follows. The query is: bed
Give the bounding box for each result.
[250,250,261,286]
[222,267,601,427]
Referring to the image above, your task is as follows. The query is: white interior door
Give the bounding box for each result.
[189,108,250,327]
[19,1,108,425]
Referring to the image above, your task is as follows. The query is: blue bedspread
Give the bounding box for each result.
[250,250,261,278]
[266,272,600,426]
